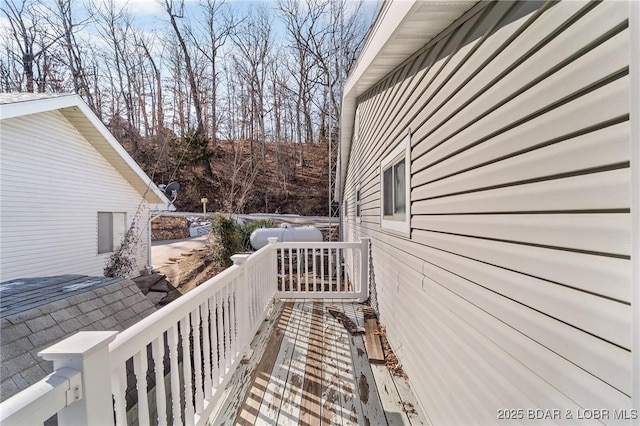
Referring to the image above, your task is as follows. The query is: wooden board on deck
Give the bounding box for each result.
[342,302,389,425]
[210,300,427,426]
[365,317,385,364]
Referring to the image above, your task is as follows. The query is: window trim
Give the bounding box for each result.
[380,132,411,235]
[98,212,126,254]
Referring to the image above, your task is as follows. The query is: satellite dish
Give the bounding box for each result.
[162,181,180,203]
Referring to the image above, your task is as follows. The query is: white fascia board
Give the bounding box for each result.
[0,94,78,119]
[342,0,416,100]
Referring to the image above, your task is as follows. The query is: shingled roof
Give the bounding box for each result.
[0,275,157,401]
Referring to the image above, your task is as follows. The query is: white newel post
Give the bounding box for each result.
[359,238,370,302]
[39,331,118,426]
[267,237,279,296]
[231,254,251,353]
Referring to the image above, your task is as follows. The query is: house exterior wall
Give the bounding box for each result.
[342,1,633,423]
[1,110,151,281]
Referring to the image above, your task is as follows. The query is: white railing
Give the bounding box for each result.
[0,238,368,426]
[0,368,82,426]
[107,239,277,426]
[275,239,369,300]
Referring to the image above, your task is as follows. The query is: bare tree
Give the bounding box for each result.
[216,140,258,213]
[47,0,97,111]
[308,0,369,139]
[138,35,165,134]
[191,0,236,145]
[162,0,205,135]
[275,0,326,165]
[94,0,136,126]
[1,0,60,92]
[231,4,273,165]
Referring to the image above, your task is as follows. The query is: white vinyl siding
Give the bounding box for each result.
[342,1,632,423]
[0,110,150,280]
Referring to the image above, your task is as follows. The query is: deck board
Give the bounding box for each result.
[299,301,324,426]
[212,299,427,426]
[272,300,312,425]
[321,301,342,426]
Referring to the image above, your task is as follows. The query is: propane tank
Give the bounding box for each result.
[250,225,323,250]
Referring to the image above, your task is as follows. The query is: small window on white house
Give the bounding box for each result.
[98,212,126,254]
[380,132,411,234]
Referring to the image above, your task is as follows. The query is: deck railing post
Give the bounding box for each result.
[267,237,279,296]
[359,238,370,302]
[231,254,251,353]
[39,331,118,426]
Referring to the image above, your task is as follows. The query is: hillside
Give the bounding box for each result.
[120,133,333,215]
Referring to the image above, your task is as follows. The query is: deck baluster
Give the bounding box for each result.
[304,248,309,291]
[133,349,150,425]
[209,295,219,388]
[337,247,342,293]
[288,248,293,293]
[192,308,204,415]
[280,247,285,292]
[313,249,318,291]
[200,302,213,399]
[180,316,195,425]
[230,280,238,358]
[167,325,183,426]
[216,291,226,379]
[224,285,232,370]
[112,361,128,425]
[151,336,168,426]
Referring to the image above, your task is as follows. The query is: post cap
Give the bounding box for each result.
[39,331,118,361]
[231,253,251,265]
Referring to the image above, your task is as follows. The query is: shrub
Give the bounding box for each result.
[208,214,242,267]
[208,216,277,266]
[238,219,276,251]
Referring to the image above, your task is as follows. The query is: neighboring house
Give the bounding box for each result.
[340,1,638,423]
[0,93,173,281]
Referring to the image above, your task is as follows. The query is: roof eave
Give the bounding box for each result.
[1,94,172,209]
[338,0,479,199]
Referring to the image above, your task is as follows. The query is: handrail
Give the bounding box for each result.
[0,238,369,426]
[0,368,82,426]
[108,264,242,365]
[275,241,362,249]
[274,239,369,300]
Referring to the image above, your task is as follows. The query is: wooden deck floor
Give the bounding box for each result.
[210,300,428,426]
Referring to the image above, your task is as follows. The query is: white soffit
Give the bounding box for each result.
[339,0,478,196]
[345,1,477,97]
